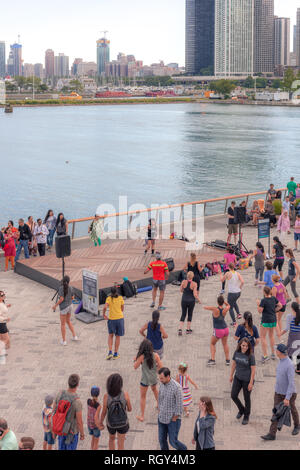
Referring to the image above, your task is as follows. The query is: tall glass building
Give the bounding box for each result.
[254,0,274,74]
[274,17,290,67]
[97,38,110,76]
[215,0,254,77]
[297,8,300,67]
[0,41,5,77]
[10,43,22,77]
[185,0,215,76]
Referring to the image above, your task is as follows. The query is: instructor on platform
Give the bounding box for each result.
[144,252,169,311]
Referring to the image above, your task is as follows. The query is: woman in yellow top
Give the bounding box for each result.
[103,287,125,361]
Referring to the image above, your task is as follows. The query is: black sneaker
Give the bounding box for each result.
[236,411,243,420]
[292,426,300,436]
[261,434,276,441]
[225,360,230,366]
[242,417,249,425]
[178,329,182,336]
[230,322,237,327]
[207,359,216,366]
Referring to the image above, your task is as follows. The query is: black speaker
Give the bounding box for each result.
[234,206,246,224]
[55,235,71,258]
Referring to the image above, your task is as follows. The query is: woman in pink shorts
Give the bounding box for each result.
[204,296,230,367]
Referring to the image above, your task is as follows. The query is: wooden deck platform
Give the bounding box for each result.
[15,239,224,295]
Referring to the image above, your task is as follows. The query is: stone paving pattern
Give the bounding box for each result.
[1,217,300,450]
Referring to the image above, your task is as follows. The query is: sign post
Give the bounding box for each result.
[258,219,271,258]
[76,269,103,324]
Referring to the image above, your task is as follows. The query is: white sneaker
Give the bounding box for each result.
[72,336,79,341]
[60,340,67,346]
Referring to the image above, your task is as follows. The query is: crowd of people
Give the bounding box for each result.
[1,180,300,451]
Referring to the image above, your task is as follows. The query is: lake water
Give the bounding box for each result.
[1,102,300,235]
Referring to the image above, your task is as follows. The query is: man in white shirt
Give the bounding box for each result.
[33,219,49,257]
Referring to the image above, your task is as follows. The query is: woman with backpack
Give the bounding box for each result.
[52,275,78,346]
[139,310,168,359]
[98,373,132,450]
[134,339,163,423]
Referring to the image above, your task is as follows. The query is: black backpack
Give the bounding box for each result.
[121,280,137,298]
[107,396,127,429]
[164,258,175,272]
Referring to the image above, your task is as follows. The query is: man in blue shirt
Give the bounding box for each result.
[261,344,300,440]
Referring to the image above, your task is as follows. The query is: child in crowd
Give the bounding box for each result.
[42,395,55,451]
[176,362,198,417]
[3,228,16,271]
[263,261,278,289]
[87,386,102,450]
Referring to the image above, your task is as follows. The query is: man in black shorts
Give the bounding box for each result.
[227,201,238,246]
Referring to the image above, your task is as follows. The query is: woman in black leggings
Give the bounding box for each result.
[178,272,200,336]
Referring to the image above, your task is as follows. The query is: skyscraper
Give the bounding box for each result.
[297,8,300,66]
[34,63,44,79]
[54,53,69,77]
[215,0,254,77]
[45,49,55,78]
[274,17,290,67]
[254,0,274,74]
[185,0,215,76]
[96,37,110,76]
[9,42,22,77]
[0,41,5,77]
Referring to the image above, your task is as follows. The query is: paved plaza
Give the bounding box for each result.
[1,217,300,450]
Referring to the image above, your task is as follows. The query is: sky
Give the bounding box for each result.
[0,0,299,67]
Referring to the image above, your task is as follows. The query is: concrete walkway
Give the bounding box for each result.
[1,219,300,450]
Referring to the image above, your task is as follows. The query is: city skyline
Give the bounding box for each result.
[0,0,298,67]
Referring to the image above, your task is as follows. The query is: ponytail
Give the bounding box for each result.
[151,310,160,331]
[243,311,253,335]
[62,275,70,298]
[110,286,119,301]
[273,236,283,250]
[292,302,300,326]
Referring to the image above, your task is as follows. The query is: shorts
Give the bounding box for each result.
[0,323,8,334]
[214,327,229,339]
[59,305,72,316]
[294,233,300,241]
[261,322,277,328]
[107,423,129,435]
[273,259,284,271]
[140,382,157,387]
[154,346,164,359]
[228,224,238,235]
[88,427,101,438]
[279,304,286,312]
[153,280,166,291]
[107,318,125,336]
[44,431,55,445]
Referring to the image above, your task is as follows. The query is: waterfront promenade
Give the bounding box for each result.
[1,214,300,450]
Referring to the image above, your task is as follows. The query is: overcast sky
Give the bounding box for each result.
[0,0,299,66]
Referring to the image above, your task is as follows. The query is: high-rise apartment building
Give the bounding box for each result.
[45,49,55,78]
[9,43,22,76]
[96,37,110,75]
[297,8,300,66]
[0,41,5,77]
[185,0,215,75]
[54,53,69,77]
[34,63,43,79]
[254,0,274,74]
[23,63,34,77]
[71,58,83,76]
[215,0,254,77]
[274,17,290,67]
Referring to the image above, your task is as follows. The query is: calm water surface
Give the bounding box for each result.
[0,103,300,231]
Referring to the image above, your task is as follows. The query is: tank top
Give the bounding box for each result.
[188,262,200,279]
[273,283,286,306]
[147,322,163,350]
[254,249,265,268]
[227,271,241,293]
[182,280,195,303]
[87,399,100,429]
[288,258,296,277]
[213,307,227,330]
[141,353,157,386]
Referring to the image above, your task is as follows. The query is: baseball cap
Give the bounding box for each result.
[276,344,288,354]
[91,386,100,397]
[45,395,54,407]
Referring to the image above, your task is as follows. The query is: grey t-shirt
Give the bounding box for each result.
[54,390,82,434]
[233,352,255,382]
[58,285,73,311]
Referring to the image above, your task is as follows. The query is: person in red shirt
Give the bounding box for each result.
[144,252,169,310]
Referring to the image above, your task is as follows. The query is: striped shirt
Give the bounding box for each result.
[286,314,300,333]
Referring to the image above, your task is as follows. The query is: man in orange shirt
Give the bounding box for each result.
[144,252,169,310]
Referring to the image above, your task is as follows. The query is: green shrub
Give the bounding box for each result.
[272,199,282,215]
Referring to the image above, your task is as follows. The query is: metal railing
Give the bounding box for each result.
[68,188,287,239]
